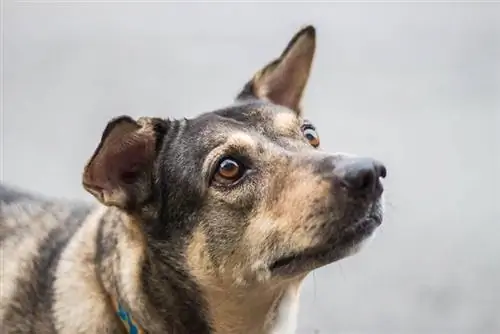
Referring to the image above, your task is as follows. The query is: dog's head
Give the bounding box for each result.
[82,26,386,286]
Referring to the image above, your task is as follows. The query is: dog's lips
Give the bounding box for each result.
[269,215,382,276]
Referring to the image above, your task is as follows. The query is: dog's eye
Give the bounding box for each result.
[214,158,245,184]
[302,126,320,148]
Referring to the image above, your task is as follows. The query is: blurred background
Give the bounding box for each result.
[2,1,499,333]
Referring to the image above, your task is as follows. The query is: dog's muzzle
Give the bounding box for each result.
[270,156,387,276]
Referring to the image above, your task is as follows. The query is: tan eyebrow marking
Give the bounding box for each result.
[273,112,300,135]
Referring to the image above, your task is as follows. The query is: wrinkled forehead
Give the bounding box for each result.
[160,101,312,182]
[191,101,303,145]
[160,101,313,175]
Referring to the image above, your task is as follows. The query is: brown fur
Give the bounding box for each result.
[0,25,386,333]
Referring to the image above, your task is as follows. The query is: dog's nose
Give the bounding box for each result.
[334,157,387,197]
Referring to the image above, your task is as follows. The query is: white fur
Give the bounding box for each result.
[270,285,302,334]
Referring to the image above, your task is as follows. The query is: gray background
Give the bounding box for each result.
[2,1,499,333]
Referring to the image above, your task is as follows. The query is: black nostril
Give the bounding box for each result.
[376,163,387,179]
[358,169,376,191]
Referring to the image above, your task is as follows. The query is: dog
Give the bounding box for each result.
[0,25,387,334]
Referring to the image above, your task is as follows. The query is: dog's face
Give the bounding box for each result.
[82,26,386,286]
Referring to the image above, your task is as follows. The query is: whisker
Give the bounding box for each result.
[312,271,317,303]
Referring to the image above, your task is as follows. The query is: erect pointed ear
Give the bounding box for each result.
[82,116,165,211]
[237,25,316,114]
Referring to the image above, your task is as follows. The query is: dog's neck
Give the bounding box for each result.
[95,206,303,333]
[183,228,305,334]
[199,280,303,334]
[94,206,208,332]
[271,283,303,334]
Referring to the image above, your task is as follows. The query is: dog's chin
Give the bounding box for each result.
[269,214,382,277]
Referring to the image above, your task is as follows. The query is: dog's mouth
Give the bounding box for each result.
[269,213,382,276]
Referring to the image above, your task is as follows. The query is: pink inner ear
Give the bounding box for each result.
[119,169,141,185]
[85,131,155,195]
[109,136,153,186]
[252,29,314,113]
[267,77,300,111]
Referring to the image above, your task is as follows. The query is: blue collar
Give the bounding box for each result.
[113,299,144,334]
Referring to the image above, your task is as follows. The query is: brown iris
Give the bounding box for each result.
[302,126,320,148]
[214,158,244,184]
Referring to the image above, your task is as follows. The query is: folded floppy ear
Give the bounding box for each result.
[82,116,163,211]
[237,25,316,114]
